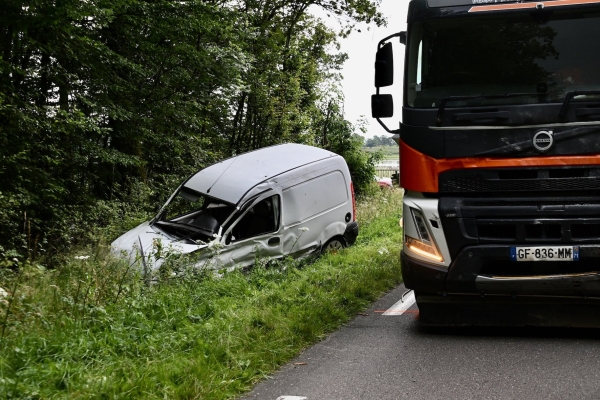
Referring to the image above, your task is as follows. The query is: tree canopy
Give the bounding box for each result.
[0,0,384,260]
[364,135,396,147]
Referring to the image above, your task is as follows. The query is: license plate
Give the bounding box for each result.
[510,246,579,262]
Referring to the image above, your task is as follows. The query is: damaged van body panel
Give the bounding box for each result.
[110,221,210,271]
[111,144,359,272]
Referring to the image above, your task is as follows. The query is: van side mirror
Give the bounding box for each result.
[375,42,394,88]
[399,31,407,45]
[371,94,394,118]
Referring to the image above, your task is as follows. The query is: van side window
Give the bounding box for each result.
[232,195,280,241]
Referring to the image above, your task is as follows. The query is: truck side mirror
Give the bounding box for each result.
[399,31,407,45]
[375,42,394,88]
[371,94,394,118]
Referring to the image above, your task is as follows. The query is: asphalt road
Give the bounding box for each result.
[245,284,600,400]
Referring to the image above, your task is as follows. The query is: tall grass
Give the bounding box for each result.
[0,187,403,399]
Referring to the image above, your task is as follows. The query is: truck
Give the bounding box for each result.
[372,0,600,326]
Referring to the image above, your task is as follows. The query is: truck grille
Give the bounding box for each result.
[442,177,600,193]
[439,167,600,193]
[439,196,600,258]
[476,219,600,243]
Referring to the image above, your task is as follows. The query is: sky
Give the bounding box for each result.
[323,0,409,138]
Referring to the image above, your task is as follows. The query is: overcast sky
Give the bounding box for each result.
[330,0,409,138]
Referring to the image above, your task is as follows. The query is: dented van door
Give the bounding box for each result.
[218,193,283,269]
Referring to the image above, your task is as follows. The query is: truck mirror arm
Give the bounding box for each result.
[377,32,406,49]
[376,118,400,135]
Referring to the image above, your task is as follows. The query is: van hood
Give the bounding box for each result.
[111,221,207,270]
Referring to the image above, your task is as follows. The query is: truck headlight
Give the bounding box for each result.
[405,208,443,263]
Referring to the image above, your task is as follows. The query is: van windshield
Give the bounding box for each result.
[406,12,600,108]
[153,188,235,243]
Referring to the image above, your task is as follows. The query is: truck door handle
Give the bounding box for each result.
[268,237,280,246]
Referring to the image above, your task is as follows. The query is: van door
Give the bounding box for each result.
[218,193,283,269]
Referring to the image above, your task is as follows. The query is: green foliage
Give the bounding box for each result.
[0,0,385,261]
[333,133,381,195]
[0,189,403,399]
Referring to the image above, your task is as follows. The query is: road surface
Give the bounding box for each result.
[245,284,600,400]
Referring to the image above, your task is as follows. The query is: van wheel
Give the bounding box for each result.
[322,237,346,254]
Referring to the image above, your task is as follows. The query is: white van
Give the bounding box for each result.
[111,143,359,272]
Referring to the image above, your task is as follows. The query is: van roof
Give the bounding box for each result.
[183,143,339,204]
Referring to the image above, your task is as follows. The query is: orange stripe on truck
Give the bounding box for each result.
[400,141,600,193]
[470,0,600,13]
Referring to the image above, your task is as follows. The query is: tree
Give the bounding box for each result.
[365,135,395,147]
[0,0,385,260]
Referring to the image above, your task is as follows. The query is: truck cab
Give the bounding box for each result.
[373,0,600,326]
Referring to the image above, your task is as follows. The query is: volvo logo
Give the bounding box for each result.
[533,130,554,152]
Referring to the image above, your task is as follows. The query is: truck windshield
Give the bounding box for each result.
[406,12,600,108]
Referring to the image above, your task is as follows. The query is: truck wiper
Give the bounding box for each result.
[436,93,539,126]
[558,91,600,121]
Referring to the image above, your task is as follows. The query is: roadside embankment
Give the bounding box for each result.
[0,188,403,399]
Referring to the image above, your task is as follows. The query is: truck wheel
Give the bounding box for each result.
[322,237,346,254]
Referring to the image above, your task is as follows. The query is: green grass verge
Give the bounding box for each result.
[0,189,403,399]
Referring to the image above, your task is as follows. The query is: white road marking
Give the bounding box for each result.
[276,397,307,400]
[382,290,416,316]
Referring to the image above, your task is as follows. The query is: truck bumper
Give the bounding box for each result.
[403,245,600,297]
[414,291,600,327]
[401,250,448,293]
[402,247,600,326]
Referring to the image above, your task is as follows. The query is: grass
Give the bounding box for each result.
[0,188,403,399]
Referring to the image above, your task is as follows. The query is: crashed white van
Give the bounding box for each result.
[111,143,359,271]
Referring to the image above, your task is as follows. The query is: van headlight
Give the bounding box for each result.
[405,207,443,263]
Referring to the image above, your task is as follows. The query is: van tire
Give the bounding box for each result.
[322,237,346,254]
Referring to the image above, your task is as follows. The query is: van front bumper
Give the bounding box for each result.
[402,245,600,298]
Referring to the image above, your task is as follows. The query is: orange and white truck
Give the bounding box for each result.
[372,0,600,326]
